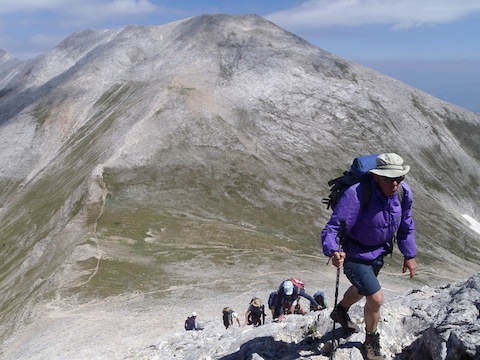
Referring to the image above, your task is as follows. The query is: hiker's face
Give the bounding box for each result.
[375,175,404,197]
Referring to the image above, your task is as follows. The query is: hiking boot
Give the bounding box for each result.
[329,305,360,332]
[362,332,385,360]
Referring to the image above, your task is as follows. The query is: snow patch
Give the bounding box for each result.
[462,214,480,235]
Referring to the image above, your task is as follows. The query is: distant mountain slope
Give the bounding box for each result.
[0,13,479,356]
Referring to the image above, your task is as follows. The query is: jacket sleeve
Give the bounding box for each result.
[321,184,362,257]
[396,182,417,259]
[299,289,320,307]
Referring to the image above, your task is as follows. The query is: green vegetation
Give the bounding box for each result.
[0,81,152,335]
[31,101,53,126]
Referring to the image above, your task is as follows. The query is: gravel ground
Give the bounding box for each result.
[1,258,453,360]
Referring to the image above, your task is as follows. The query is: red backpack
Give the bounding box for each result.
[290,277,305,290]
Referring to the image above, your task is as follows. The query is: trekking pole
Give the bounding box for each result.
[322,219,347,359]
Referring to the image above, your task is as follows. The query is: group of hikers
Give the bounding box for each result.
[187,153,418,360]
[226,278,329,329]
[185,277,328,331]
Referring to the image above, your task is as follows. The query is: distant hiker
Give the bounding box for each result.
[184,311,197,331]
[273,279,323,321]
[268,291,278,317]
[222,307,241,329]
[321,153,417,360]
[243,297,266,326]
[310,290,328,311]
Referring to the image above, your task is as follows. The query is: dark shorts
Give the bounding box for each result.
[344,257,384,296]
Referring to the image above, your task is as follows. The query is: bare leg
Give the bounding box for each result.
[339,285,364,308]
[364,289,383,332]
[287,303,295,314]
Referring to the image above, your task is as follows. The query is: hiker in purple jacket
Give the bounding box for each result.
[321,153,417,360]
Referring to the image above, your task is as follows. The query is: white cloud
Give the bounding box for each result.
[0,0,76,14]
[0,0,160,17]
[0,0,165,59]
[53,0,161,27]
[266,0,480,29]
[66,0,159,18]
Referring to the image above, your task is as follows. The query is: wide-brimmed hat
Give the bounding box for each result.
[252,298,262,307]
[369,153,410,178]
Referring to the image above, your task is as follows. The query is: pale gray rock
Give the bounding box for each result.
[132,273,480,360]
[395,273,480,360]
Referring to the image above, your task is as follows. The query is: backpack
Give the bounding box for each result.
[289,278,305,290]
[184,316,196,331]
[248,300,265,326]
[310,290,328,310]
[222,307,234,328]
[268,291,278,308]
[322,154,403,211]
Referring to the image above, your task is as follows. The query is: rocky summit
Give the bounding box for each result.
[0,13,479,359]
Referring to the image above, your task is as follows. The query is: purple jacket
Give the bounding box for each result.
[321,179,416,262]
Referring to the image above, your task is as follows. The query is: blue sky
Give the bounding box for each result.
[0,0,479,112]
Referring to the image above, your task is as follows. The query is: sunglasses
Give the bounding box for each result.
[380,176,404,183]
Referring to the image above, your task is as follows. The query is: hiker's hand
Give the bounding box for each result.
[403,257,417,278]
[332,251,346,268]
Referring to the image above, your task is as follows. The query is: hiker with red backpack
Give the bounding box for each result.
[273,278,324,321]
[321,153,417,360]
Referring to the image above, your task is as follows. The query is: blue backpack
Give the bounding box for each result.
[268,291,278,309]
[310,290,328,310]
[322,154,403,211]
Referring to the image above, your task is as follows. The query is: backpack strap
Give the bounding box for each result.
[361,181,372,208]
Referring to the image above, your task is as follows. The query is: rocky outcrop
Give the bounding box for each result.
[126,273,480,359]
[396,272,480,359]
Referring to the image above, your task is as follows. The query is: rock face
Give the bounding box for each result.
[396,273,480,360]
[120,273,480,360]
[0,13,479,359]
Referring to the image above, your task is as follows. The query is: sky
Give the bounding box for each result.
[0,0,479,112]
